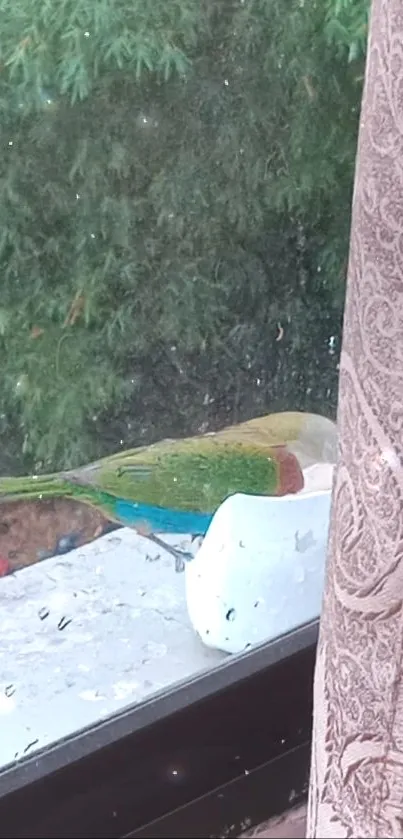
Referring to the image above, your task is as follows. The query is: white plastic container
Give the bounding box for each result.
[185,486,332,654]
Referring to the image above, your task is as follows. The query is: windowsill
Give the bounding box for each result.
[1,506,323,770]
[0,527,226,769]
[0,619,318,837]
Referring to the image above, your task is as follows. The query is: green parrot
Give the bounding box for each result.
[0,411,313,570]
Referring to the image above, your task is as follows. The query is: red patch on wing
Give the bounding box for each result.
[272,445,304,495]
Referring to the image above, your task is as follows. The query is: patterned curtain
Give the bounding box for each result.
[307,1,403,836]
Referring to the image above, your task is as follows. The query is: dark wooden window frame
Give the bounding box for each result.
[0,619,318,838]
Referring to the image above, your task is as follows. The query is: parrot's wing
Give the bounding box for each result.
[201,411,337,468]
[77,409,337,469]
[68,411,337,497]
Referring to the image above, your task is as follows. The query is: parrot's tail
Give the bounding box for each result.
[0,472,119,526]
[0,472,78,503]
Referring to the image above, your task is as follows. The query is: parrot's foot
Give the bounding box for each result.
[144,533,194,573]
[174,554,186,574]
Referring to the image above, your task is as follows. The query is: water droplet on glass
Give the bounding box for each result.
[15,374,29,396]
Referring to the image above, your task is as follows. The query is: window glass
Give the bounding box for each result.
[0,0,366,768]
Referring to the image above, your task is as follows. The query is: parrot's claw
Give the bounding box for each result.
[175,555,186,574]
[144,533,194,573]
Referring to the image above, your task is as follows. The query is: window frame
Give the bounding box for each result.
[0,619,318,838]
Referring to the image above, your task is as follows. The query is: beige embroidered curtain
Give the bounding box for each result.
[307,1,403,836]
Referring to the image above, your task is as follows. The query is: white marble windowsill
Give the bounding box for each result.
[0,529,226,770]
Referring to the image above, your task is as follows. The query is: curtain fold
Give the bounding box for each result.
[307,1,403,836]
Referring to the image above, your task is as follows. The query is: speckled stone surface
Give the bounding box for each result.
[0,528,226,768]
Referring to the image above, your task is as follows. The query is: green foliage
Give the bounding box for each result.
[325,0,370,61]
[0,0,366,473]
[0,0,204,105]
